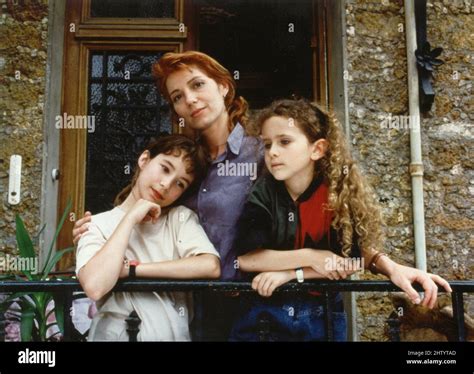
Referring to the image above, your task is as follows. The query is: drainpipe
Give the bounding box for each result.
[404,0,427,271]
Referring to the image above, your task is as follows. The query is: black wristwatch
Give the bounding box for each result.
[129,260,140,278]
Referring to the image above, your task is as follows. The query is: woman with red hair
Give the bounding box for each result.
[152,51,265,281]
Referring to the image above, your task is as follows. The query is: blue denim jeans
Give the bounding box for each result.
[229,293,347,342]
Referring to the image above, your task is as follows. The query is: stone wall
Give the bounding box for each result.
[0,0,48,255]
[346,0,473,340]
[423,0,473,280]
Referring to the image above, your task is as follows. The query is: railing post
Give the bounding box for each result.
[193,291,204,341]
[323,291,334,341]
[126,310,141,342]
[59,292,74,342]
[451,291,466,342]
[386,311,401,342]
[257,311,272,342]
[0,293,7,342]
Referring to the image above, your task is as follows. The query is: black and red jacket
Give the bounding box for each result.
[234,172,361,263]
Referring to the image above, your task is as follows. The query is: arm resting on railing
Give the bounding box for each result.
[131,254,221,279]
[238,248,358,280]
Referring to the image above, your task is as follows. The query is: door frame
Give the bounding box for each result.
[57,0,187,269]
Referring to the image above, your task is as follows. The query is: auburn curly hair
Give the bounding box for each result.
[255,99,384,257]
[152,51,249,132]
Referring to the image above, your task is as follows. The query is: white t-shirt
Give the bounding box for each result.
[76,205,219,341]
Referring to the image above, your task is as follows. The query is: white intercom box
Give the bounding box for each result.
[8,155,22,205]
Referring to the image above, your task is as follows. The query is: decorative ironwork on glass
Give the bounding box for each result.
[86,51,171,214]
[90,0,175,18]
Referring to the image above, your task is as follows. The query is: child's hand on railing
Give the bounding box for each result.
[308,250,360,280]
[251,270,294,297]
[385,262,452,309]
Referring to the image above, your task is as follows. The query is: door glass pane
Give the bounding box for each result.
[198,0,313,109]
[90,0,175,18]
[86,51,171,214]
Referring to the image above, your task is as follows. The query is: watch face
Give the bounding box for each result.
[296,269,304,283]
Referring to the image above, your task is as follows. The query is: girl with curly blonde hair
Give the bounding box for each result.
[232,99,451,341]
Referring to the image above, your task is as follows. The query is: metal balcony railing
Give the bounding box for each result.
[0,279,473,342]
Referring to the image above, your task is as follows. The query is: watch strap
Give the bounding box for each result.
[296,267,304,283]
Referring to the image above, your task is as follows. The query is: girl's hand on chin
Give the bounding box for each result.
[126,199,162,225]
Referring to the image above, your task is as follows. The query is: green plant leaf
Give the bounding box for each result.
[15,215,35,280]
[10,295,37,315]
[52,294,65,335]
[33,292,53,342]
[30,293,44,315]
[15,215,35,258]
[20,308,35,342]
[42,198,72,274]
[3,292,35,306]
[41,247,75,281]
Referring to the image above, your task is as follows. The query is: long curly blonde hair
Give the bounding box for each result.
[255,99,384,257]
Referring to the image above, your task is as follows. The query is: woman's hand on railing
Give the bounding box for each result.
[73,211,92,245]
[385,262,452,309]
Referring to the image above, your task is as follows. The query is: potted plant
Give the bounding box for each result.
[0,199,75,341]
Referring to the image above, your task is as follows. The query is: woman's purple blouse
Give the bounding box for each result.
[184,123,265,280]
